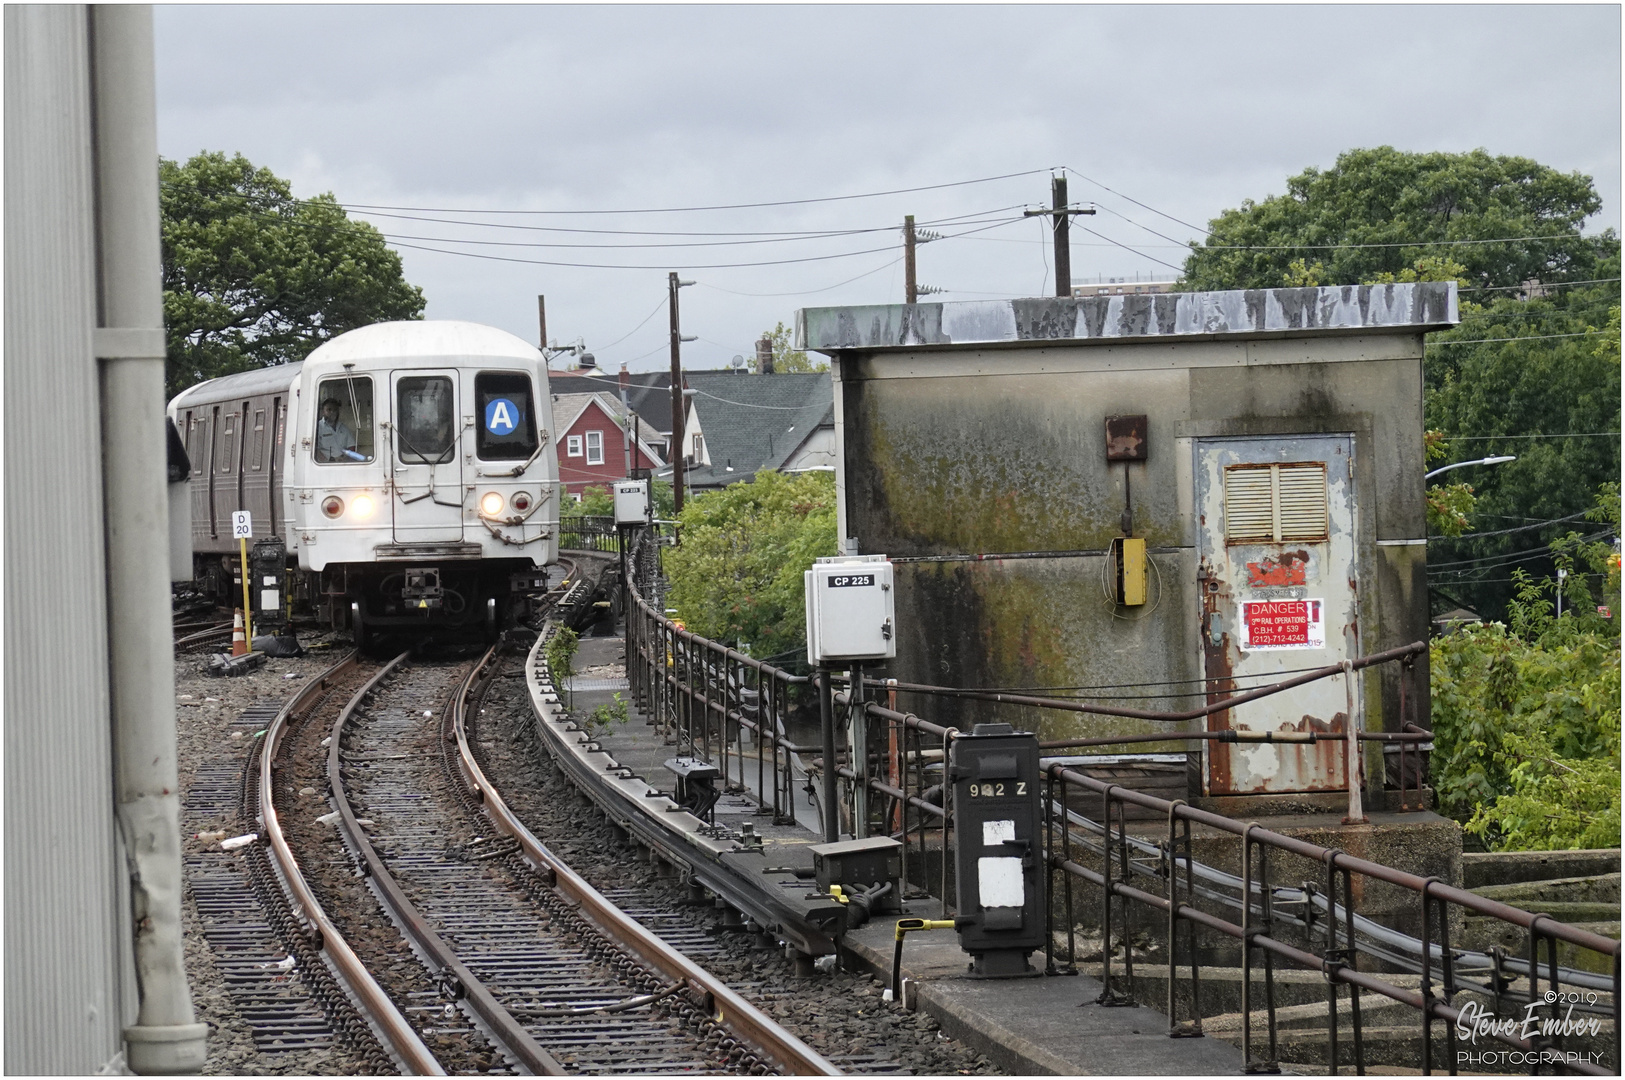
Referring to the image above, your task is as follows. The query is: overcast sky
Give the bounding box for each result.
[155,4,1622,373]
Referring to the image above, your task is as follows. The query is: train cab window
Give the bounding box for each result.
[314,376,375,464]
[396,375,455,464]
[217,412,237,475]
[474,372,539,460]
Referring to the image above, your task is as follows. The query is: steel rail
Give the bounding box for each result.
[327,648,564,1075]
[257,651,445,1075]
[478,633,842,1076]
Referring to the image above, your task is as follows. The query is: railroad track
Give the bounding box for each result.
[175,620,233,652]
[236,627,833,1074]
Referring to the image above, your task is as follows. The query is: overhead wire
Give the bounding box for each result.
[385,215,1025,271]
[336,167,1055,216]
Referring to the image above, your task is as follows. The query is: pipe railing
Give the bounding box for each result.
[612,534,1618,1074]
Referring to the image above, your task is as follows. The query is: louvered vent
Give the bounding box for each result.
[1224,462,1329,543]
[1223,467,1277,542]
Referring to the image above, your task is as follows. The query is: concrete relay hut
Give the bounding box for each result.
[798,282,1457,807]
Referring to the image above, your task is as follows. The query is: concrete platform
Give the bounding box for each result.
[541,630,1247,1075]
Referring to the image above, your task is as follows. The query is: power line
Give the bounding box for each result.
[695,256,903,297]
[1425,330,1609,347]
[1191,234,1607,253]
[386,216,1024,272]
[1461,278,1621,293]
[1427,509,1596,541]
[347,204,1026,238]
[1440,432,1621,441]
[1426,529,1615,571]
[593,296,668,352]
[337,168,1054,216]
[1075,225,1186,273]
[1060,166,1212,236]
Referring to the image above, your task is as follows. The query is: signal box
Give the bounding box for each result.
[613,479,650,525]
[949,723,1045,977]
[804,555,896,664]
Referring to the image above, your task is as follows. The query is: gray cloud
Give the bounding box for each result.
[156,4,1621,371]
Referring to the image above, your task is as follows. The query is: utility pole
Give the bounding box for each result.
[904,215,918,304]
[537,294,547,351]
[1023,175,1096,298]
[667,272,695,512]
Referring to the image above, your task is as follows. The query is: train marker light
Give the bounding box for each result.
[480,492,505,516]
[351,494,375,519]
[321,496,344,518]
[511,491,532,512]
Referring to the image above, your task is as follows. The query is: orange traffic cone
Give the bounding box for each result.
[231,610,248,657]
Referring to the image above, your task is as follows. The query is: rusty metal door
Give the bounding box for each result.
[1195,435,1358,795]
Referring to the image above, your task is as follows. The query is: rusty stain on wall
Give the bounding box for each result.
[1247,552,1309,587]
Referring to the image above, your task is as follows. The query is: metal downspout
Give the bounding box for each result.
[91,6,208,1073]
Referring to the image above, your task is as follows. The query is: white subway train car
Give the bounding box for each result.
[167,320,560,641]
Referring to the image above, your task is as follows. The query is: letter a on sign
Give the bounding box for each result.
[484,398,517,436]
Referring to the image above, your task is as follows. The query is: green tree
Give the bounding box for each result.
[1425,276,1620,620]
[161,151,425,397]
[663,470,838,656]
[1180,147,1613,293]
[750,321,827,374]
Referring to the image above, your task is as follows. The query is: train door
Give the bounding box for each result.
[184,409,213,542]
[269,396,284,534]
[207,405,222,538]
[1195,435,1359,795]
[237,399,253,524]
[389,369,464,543]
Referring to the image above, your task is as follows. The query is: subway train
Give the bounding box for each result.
[167,320,560,642]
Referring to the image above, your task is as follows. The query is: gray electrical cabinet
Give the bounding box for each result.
[950,722,1044,976]
[250,537,288,633]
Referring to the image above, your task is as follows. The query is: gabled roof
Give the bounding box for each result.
[678,372,833,488]
[548,369,675,433]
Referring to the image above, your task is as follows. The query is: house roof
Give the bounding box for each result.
[548,369,675,433]
[678,372,833,488]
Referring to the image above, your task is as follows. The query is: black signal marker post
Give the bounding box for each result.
[1023,175,1096,298]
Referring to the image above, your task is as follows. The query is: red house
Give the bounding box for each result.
[551,391,665,496]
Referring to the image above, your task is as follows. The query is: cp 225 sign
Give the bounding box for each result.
[828,573,874,588]
[1242,599,1325,650]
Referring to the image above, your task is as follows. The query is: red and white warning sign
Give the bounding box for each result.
[1242,599,1326,650]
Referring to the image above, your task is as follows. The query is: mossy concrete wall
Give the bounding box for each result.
[829,333,1432,747]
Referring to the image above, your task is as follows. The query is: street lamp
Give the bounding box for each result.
[1425,455,1516,481]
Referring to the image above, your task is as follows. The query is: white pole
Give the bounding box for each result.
[92,7,207,1072]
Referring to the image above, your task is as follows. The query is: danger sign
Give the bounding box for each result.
[1242,599,1325,650]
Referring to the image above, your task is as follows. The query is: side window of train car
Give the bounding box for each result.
[314,377,375,464]
[396,375,455,464]
[186,413,204,476]
[474,372,539,460]
[249,409,266,471]
[217,411,237,475]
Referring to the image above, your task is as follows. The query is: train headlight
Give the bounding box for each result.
[322,496,344,518]
[480,491,505,516]
[351,494,375,519]
[511,491,532,512]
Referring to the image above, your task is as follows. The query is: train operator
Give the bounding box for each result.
[316,398,363,462]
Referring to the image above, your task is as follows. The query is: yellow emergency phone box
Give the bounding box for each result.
[1114,537,1147,606]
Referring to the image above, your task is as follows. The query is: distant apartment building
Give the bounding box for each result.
[1072,277,1180,298]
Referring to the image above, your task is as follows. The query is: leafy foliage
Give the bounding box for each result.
[1180,147,1614,292]
[161,151,425,397]
[588,692,631,732]
[543,626,579,708]
[751,321,827,374]
[662,470,838,656]
[1430,491,1621,852]
[1426,277,1620,620]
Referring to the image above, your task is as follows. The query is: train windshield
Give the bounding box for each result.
[396,375,456,464]
[474,372,539,461]
[313,377,375,463]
